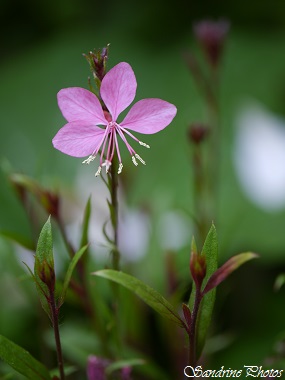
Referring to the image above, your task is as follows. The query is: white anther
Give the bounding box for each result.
[102,160,111,174]
[95,166,102,177]
[139,141,150,149]
[132,156,138,166]
[82,155,96,164]
[118,163,123,174]
[135,154,146,165]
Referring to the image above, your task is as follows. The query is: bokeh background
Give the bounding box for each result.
[1,0,285,377]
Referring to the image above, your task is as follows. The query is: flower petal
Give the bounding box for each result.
[120,98,177,134]
[52,121,105,157]
[100,62,137,121]
[58,87,107,124]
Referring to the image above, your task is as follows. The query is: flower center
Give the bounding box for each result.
[82,121,150,177]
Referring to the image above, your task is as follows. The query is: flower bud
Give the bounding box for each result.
[36,256,55,293]
[87,355,110,380]
[193,20,230,68]
[188,122,209,145]
[84,45,109,82]
[190,251,206,289]
[121,366,132,380]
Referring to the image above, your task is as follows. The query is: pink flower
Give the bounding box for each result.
[52,62,177,176]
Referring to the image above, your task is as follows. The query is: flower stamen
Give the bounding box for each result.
[135,154,146,165]
[102,160,111,174]
[95,166,102,177]
[139,141,150,148]
[82,155,96,164]
[118,163,123,174]
[132,156,138,166]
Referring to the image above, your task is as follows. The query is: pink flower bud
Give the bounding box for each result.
[193,20,230,68]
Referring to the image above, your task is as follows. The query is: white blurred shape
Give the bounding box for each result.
[75,170,150,262]
[158,210,192,250]
[234,103,285,211]
[118,209,150,262]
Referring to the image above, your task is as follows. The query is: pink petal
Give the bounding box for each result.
[120,98,177,134]
[52,121,105,157]
[100,62,137,121]
[58,87,107,124]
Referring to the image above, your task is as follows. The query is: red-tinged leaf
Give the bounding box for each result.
[182,303,191,329]
[203,252,258,295]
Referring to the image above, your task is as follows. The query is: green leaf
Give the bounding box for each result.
[94,270,186,329]
[203,252,258,294]
[189,223,218,359]
[80,196,91,249]
[34,217,55,318]
[0,230,35,250]
[274,273,285,291]
[0,334,52,380]
[59,245,88,307]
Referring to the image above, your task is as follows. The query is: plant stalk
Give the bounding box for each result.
[49,293,65,380]
[189,287,202,366]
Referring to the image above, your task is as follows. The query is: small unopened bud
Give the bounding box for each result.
[188,123,209,145]
[193,20,230,68]
[87,355,110,380]
[84,45,110,83]
[37,258,55,292]
[42,191,60,219]
[190,251,206,289]
[121,366,132,380]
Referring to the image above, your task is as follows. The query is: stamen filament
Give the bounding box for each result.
[120,126,150,148]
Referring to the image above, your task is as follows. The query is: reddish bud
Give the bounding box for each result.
[36,257,55,293]
[84,45,109,82]
[188,122,209,144]
[193,20,230,68]
[190,251,206,289]
[87,355,110,380]
[121,366,132,380]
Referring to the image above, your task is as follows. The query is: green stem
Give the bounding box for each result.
[109,156,120,270]
[49,294,65,380]
[192,144,208,245]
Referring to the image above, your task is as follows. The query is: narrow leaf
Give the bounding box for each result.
[59,245,89,307]
[80,196,91,249]
[0,334,51,380]
[203,252,258,295]
[94,270,186,328]
[274,273,285,292]
[189,223,218,359]
[34,217,55,317]
[182,303,191,329]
